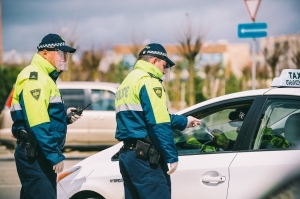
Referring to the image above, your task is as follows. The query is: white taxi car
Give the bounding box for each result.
[57,69,300,199]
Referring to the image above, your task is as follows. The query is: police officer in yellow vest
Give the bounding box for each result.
[115,43,201,199]
[10,33,81,199]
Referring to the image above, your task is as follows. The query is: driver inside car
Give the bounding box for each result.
[183,108,249,152]
[184,108,290,151]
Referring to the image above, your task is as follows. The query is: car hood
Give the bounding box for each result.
[73,142,122,168]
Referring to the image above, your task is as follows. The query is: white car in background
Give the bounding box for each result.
[57,69,300,199]
[0,81,120,148]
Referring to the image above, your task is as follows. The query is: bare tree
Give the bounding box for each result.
[103,61,129,83]
[129,31,146,60]
[55,24,79,81]
[171,61,185,110]
[130,44,142,60]
[81,48,104,81]
[60,39,77,81]
[256,62,271,88]
[177,22,203,106]
[202,63,222,99]
[241,65,252,90]
[263,42,284,78]
[292,50,300,69]
[292,34,300,69]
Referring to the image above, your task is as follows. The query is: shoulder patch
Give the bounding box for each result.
[30,89,41,100]
[153,87,162,98]
[29,72,38,80]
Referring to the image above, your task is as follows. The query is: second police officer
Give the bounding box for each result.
[115,43,201,199]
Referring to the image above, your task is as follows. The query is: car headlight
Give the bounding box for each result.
[57,166,81,182]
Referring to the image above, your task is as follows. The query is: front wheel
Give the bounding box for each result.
[71,191,105,199]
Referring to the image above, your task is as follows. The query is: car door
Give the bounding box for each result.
[171,97,257,199]
[88,89,117,145]
[227,96,300,199]
[172,153,237,199]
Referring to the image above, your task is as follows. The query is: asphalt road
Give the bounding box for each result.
[0,143,101,199]
[0,159,81,199]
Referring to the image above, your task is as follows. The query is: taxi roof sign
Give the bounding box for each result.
[271,69,300,87]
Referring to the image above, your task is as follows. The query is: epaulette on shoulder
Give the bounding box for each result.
[29,71,38,80]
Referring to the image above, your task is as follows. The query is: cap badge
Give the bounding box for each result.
[239,112,245,119]
[60,36,65,41]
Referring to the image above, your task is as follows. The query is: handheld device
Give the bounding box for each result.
[67,103,91,120]
[198,120,215,138]
[205,127,215,138]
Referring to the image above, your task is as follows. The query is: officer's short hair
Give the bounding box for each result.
[138,54,156,62]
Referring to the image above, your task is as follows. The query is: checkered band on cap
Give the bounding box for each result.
[37,42,66,49]
[142,50,167,57]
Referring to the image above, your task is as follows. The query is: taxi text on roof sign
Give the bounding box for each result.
[271,69,300,87]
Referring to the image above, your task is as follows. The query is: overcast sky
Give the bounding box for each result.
[3,0,300,54]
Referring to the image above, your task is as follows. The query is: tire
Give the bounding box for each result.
[71,191,105,199]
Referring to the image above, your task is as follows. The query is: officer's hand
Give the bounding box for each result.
[70,114,81,123]
[67,107,81,123]
[53,160,64,173]
[211,129,229,149]
[186,116,201,128]
[167,162,178,175]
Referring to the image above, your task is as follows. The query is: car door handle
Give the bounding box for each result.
[202,175,226,183]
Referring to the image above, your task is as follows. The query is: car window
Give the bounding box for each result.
[60,89,85,109]
[252,99,300,150]
[174,102,253,155]
[90,89,115,111]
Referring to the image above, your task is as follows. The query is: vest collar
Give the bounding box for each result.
[31,53,60,81]
[134,60,163,79]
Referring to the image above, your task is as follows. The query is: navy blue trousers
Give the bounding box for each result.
[14,145,57,199]
[119,149,171,199]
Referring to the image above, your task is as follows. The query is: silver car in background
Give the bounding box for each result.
[0,81,120,148]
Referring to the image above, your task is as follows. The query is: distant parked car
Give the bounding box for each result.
[57,69,300,199]
[0,81,120,148]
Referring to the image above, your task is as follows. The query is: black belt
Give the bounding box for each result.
[122,139,145,150]
[122,143,136,151]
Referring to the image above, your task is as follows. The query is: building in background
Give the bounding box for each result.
[113,41,251,79]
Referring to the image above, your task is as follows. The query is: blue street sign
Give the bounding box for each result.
[238,22,267,38]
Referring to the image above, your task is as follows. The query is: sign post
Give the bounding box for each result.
[238,22,267,89]
[243,0,261,90]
